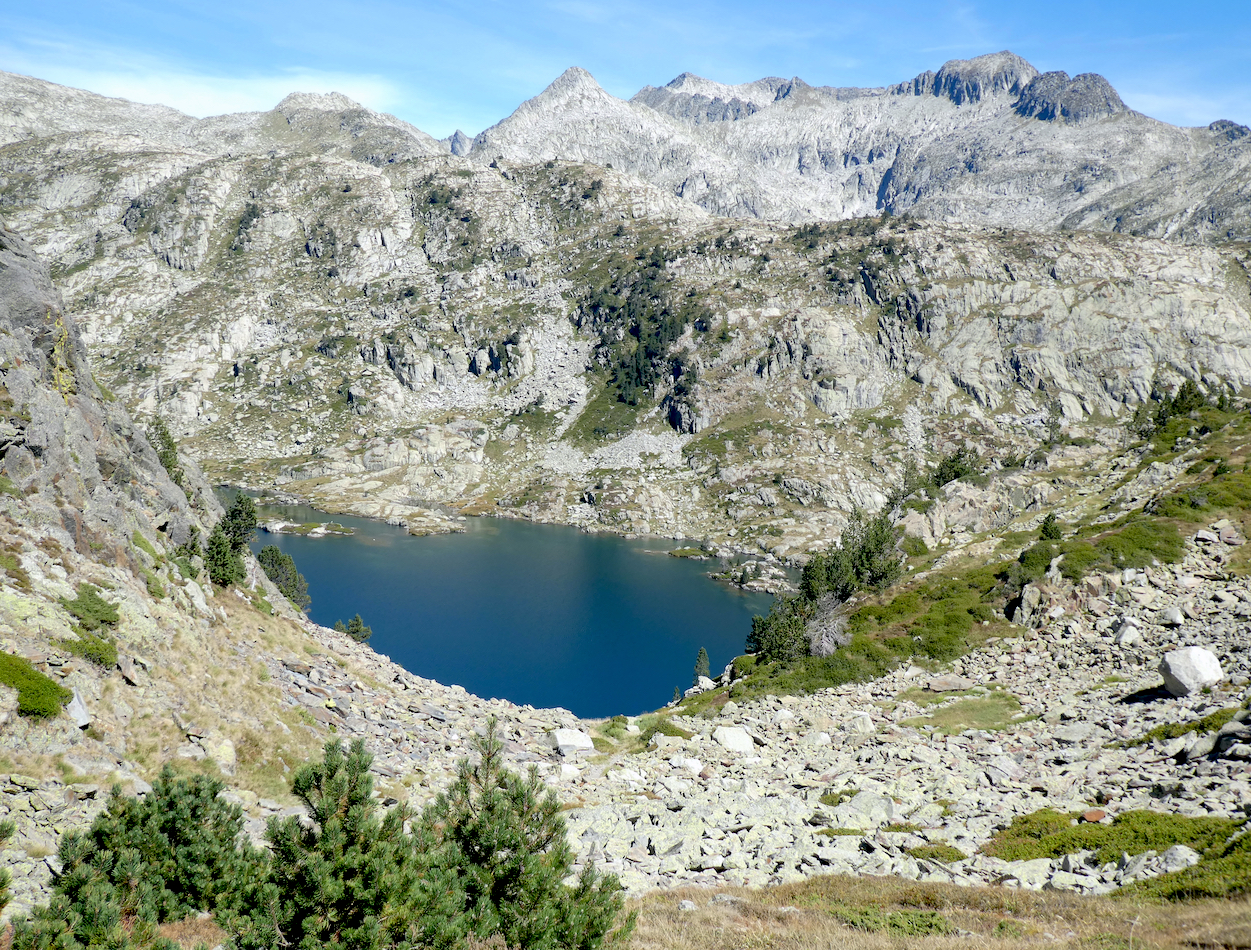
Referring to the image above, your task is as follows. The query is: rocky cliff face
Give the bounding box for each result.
[3,84,1251,557]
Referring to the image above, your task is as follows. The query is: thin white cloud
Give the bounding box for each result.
[1121,88,1251,128]
[0,39,404,119]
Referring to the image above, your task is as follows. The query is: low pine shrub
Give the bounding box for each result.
[0,652,72,717]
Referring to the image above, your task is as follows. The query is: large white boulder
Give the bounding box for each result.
[550,728,595,756]
[712,725,754,754]
[1159,647,1224,696]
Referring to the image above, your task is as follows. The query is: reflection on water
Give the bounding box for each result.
[249,503,773,717]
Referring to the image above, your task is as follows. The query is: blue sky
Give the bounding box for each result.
[2,0,1248,138]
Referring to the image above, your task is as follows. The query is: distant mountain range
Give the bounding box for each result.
[3,51,1248,241]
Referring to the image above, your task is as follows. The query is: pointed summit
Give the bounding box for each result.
[540,66,608,98]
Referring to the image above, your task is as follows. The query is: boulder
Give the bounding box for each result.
[66,690,91,729]
[843,712,874,735]
[1159,647,1224,696]
[831,791,894,829]
[550,728,595,756]
[712,726,754,754]
[927,674,974,692]
[1157,606,1185,627]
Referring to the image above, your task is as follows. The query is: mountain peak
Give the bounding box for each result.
[1014,70,1128,124]
[542,67,606,97]
[274,91,364,115]
[905,50,1039,104]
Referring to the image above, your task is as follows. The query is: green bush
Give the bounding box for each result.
[257,545,311,611]
[0,652,72,718]
[57,631,118,669]
[1039,512,1063,540]
[58,583,119,631]
[1123,828,1251,901]
[932,447,979,488]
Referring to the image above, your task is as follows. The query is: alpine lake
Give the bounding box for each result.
[246,501,775,718]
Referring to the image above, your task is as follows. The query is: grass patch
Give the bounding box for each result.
[140,566,166,599]
[132,530,158,558]
[0,652,73,718]
[982,808,1241,865]
[907,844,967,863]
[1123,828,1251,901]
[0,545,31,590]
[1122,706,1242,747]
[900,687,1031,735]
[0,474,18,497]
[819,787,859,808]
[818,827,865,837]
[831,907,954,935]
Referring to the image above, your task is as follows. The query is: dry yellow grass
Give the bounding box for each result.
[627,875,1251,950]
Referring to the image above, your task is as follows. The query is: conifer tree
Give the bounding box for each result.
[221,493,258,552]
[204,523,242,587]
[414,719,632,950]
[257,545,311,610]
[0,819,12,916]
[692,646,710,686]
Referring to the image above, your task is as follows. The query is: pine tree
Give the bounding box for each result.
[414,719,632,950]
[257,545,311,610]
[221,493,258,552]
[692,646,710,686]
[205,523,243,587]
[231,739,418,950]
[345,613,372,642]
[672,686,681,704]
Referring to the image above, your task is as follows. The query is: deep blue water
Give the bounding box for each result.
[248,503,773,718]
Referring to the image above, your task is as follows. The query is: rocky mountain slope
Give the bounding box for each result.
[2,108,1250,559]
[0,219,1249,941]
[470,51,1251,241]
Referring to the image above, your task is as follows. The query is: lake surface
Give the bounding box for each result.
[248,504,773,718]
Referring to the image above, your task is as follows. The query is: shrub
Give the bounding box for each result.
[932,447,979,488]
[982,808,1240,864]
[12,769,264,950]
[257,545,311,611]
[1039,512,1063,540]
[59,583,119,631]
[57,630,118,669]
[0,652,72,717]
[1124,828,1251,900]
